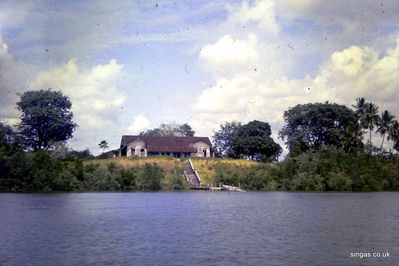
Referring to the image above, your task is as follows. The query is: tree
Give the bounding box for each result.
[361,102,380,145]
[346,97,367,154]
[279,102,357,153]
[342,121,364,154]
[352,97,366,116]
[387,120,399,153]
[98,140,109,153]
[376,110,395,151]
[17,90,76,151]
[177,123,195,137]
[0,122,22,150]
[0,122,29,191]
[140,122,195,137]
[136,163,163,191]
[212,121,242,157]
[232,120,281,162]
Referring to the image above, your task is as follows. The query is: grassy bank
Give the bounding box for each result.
[82,156,276,190]
[191,158,266,185]
[84,156,181,173]
[83,156,186,191]
[85,157,272,190]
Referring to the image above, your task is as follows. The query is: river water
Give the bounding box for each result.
[0,192,398,265]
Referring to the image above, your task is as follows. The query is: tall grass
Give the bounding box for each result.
[191,158,267,185]
[84,156,180,172]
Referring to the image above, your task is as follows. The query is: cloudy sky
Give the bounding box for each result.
[1,0,399,154]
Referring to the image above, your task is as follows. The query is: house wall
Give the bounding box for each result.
[191,141,211,158]
[126,140,147,157]
[122,139,212,158]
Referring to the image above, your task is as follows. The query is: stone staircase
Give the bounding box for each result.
[183,160,201,187]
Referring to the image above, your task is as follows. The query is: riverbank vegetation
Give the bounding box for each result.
[1,90,399,192]
[0,147,187,192]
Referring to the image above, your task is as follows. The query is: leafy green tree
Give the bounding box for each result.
[140,128,162,136]
[99,140,109,153]
[170,168,185,191]
[376,110,395,151]
[279,102,357,153]
[177,123,195,137]
[0,122,22,150]
[0,123,29,191]
[212,121,242,157]
[29,150,60,191]
[140,122,195,137]
[233,120,281,162]
[17,90,76,151]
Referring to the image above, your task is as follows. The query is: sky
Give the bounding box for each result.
[1,0,399,154]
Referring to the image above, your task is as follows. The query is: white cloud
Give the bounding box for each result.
[127,115,151,134]
[192,27,399,150]
[227,0,279,33]
[313,37,399,109]
[29,58,125,129]
[193,74,258,114]
[200,33,260,75]
[0,36,37,121]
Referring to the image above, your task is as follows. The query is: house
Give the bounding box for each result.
[118,135,212,158]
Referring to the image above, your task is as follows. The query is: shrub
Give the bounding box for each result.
[136,163,163,191]
[326,171,352,191]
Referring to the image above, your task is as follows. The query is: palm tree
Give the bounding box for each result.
[388,120,399,154]
[376,110,395,151]
[99,140,109,153]
[343,121,364,154]
[352,97,366,116]
[350,97,367,152]
[362,102,380,145]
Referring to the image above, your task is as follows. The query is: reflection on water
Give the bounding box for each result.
[1,192,398,265]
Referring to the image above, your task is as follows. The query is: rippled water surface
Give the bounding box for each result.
[1,192,398,265]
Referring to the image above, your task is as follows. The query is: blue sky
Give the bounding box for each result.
[1,0,399,154]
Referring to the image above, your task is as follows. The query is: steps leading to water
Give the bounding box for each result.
[183,159,201,187]
[183,159,245,192]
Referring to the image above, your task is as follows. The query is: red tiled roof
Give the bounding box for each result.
[120,136,212,153]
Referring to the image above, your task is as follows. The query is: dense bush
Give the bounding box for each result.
[0,147,187,192]
[0,149,31,191]
[136,163,163,191]
[274,145,399,191]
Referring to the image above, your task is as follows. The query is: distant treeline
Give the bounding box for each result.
[1,91,399,192]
